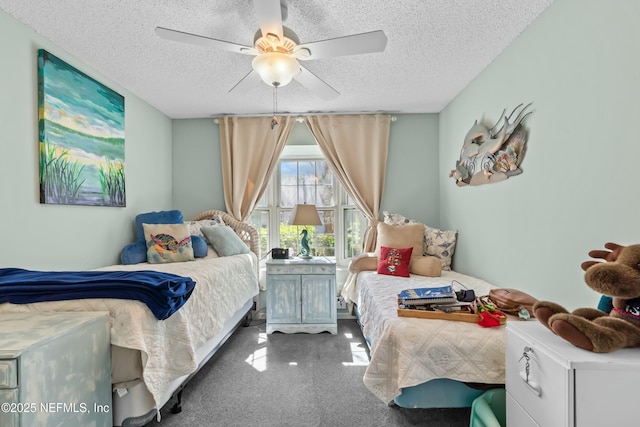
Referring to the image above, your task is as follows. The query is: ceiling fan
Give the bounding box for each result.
[155,0,387,100]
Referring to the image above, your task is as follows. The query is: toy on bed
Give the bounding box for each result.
[533,242,640,353]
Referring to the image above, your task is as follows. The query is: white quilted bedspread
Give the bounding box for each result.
[0,253,259,411]
[356,270,506,404]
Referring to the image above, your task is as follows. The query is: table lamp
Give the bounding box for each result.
[288,204,322,259]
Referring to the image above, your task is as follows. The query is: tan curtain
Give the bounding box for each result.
[219,116,295,221]
[304,114,391,252]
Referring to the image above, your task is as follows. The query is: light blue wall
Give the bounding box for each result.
[439,0,640,308]
[0,9,173,270]
[172,115,440,226]
[381,114,439,226]
[172,119,225,220]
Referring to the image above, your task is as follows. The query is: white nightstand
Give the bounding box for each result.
[506,320,640,426]
[266,257,337,334]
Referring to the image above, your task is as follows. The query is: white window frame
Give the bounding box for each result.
[252,145,360,266]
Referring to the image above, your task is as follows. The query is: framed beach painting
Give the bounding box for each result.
[38,49,125,206]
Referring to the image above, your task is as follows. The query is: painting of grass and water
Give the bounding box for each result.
[38,49,125,206]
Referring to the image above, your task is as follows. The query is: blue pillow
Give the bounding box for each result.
[121,241,148,265]
[201,226,250,257]
[135,210,183,242]
[191,235,208,258]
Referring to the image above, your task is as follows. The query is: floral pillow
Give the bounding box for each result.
[383,211,419,226]
[382,211,458,271]
[142,223,194,264]
[377,246,413,277]
[185,218,225,239]
[424,226,458,271]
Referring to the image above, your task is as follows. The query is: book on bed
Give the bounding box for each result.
[397,285,457,307]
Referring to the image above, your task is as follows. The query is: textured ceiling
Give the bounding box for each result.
[0,0,553,119]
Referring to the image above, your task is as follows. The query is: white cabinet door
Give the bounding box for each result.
[301,274,336,324]
[267,274,301,324]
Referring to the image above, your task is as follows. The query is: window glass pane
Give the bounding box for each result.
[314,210,335,256]
[279,209,335,257]
[280,161,297,185]
[316,185,334,207]
[278,210,298,255]
[316,161,332,184]
[256,190,267,207]
[298,161,315,184]
[298,185,316,205]
[344,209,366,258]
[248,209,270,258]
[280,185,297,208]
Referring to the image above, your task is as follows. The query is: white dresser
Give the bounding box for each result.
[506,320,640,427]
[0,312,112,427]
[266,258,337,334]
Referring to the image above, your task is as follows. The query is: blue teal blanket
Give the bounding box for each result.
[0,268,196,320]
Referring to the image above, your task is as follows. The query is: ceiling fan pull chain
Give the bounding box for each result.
[271,83,279,129]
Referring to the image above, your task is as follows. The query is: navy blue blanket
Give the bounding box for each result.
[0,268,196,320]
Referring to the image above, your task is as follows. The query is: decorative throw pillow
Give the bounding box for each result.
[424,226,458,271]
[135,210,184,242]
[377,246,412,277]
[120,240,148,265]
[375,222,425,262]
[191,235,208,258]
[382,211,458,270]
[383,211,419,226]
[186,219,225,238]
[409,256,442,277]
[142,223,194,264]
[201,225,250,257]
[348,253,379,274]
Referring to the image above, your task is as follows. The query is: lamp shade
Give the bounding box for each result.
[252,52,300,87]
[288,204,322,226]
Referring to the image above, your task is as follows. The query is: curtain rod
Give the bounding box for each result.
[213,114,397,124]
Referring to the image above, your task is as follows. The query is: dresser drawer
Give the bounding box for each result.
[310,265,335,274]
[506,327,570,426]
[268,265,312,274]
[0,360,17,388]
[267,264,335,275]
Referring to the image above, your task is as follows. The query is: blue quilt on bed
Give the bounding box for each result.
[0,268,196,320]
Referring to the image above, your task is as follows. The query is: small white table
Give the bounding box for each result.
[506,320,640,426]
[266,257,337,334]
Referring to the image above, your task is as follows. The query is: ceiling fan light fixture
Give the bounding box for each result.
[252,52,300,87]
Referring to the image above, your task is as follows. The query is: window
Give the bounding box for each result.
[248,145,366,265]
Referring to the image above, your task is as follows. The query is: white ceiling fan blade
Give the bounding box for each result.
[228,69,262,94]
[155,27,257,55]
[294,65,339,100]
[295,30,387,60]
[254,0,284,42]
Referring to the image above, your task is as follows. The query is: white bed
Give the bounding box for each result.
[0,210,260,426]
[349,269,506,406]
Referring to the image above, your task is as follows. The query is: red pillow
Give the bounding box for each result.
[377,246,413,277]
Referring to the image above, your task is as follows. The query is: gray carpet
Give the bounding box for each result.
[152,319,471,427]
